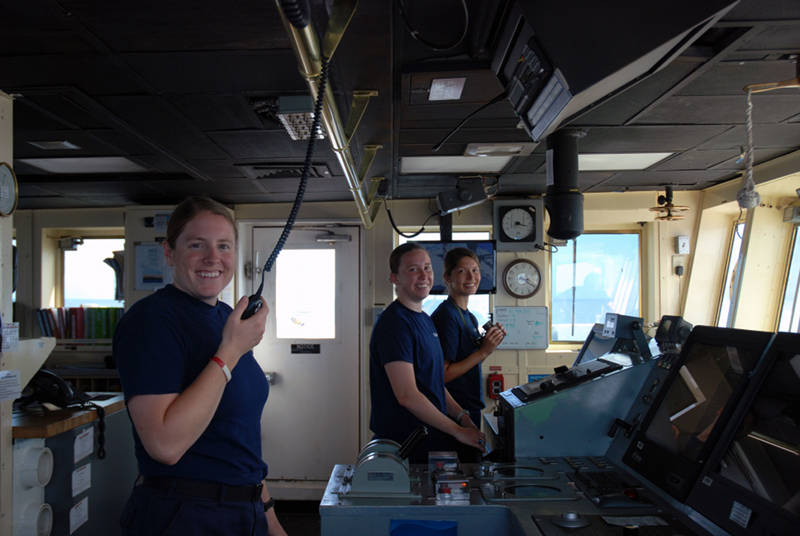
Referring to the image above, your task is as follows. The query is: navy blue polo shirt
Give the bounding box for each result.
[369,300,447,444]
[114,285,269,485]
[431,298,484,413]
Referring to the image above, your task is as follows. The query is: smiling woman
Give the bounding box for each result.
[162,212,235,306]
[112,196,287,536]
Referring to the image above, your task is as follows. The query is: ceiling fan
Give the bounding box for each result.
[649,186,690,221]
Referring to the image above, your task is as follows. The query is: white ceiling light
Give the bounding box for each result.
[429,77,466,101]
[28,140,81,150]
[578,152,673,171]
[400,155,512,174]
[464,142,535,157]
[18,156,148,174]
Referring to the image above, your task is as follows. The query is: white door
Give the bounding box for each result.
[251,225,360,480]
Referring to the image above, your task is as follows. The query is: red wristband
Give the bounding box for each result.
[211,356,232,382]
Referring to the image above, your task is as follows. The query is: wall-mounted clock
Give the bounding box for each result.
[493,199,543,251]
[502,258,542,299]
[0,162,19,216]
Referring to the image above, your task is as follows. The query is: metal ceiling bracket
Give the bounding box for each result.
[344,90,379,144]
[321,0,358,60]
[277,0,380,229]
[366,177,385,222]
[358,144,383,185]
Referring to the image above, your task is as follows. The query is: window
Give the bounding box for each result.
[551,233,640,342]
[397,232,491,326]
[717,222,745,328]
[778,227,800,333]
[275,249,336,339]
[63,238,124,308]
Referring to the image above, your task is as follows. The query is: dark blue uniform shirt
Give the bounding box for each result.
[114,284,269,485]
[369,300,447,445]
[431,298,485,414]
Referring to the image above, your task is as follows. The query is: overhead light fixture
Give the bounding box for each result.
[276,95,324,141]
[464,142,535,157]
[578,152,673,171]
[400,155,512,174]
[429,77,466,101]
[28,140,81,150]
[17,156,148,174]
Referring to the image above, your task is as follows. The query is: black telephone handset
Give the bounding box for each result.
[27,368,90,408]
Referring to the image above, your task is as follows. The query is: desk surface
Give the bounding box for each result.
[12,393,126,438]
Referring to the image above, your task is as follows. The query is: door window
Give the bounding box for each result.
[275,248,335,339]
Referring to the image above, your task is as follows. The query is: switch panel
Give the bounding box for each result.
[675,235,690,254]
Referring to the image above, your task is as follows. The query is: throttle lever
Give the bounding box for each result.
[397,426,428,460]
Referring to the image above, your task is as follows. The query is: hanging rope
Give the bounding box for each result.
[737,89,761,209]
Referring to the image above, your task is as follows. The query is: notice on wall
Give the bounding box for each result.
[135,242,173,291]
[495,306,549,350]
[70,497,89,534]
[72,463,91,497]
[2,322,19,351]
[0,370,21,402]
[74,427,94,464]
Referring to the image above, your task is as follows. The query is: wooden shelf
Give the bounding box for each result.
[47,339,119,392]
[13,393,126,438]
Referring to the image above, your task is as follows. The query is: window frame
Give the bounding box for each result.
[61,234,125,309]
[715,220,746,328]
[777,225,800,333]
[549,229,644,345]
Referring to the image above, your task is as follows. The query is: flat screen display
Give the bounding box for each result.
[416,241,496,294]
[623,326,773,500]
[643,341,758,461]
[694,332,800,531]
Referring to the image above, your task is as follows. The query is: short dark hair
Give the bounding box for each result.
[389,242,426,274]
[166,196,236,248]
[443,247,479,277]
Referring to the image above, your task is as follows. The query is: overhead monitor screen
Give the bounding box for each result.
[416,241,496,294]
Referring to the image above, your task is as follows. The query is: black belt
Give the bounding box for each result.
[139,476,263,502]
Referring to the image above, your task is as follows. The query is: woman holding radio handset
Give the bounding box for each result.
[431,248,506,461]
[114,196,286,536]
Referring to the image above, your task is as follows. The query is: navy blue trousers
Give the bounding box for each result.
[120,484,268,536]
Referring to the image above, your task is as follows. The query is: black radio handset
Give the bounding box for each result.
[242,267,265,320]
[241,289,263,319]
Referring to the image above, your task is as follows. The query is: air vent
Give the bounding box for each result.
[236,163,332,180]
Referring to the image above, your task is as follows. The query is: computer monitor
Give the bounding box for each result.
[416,241,496,294]
[573,313,650,366]
[685,332,800,535]
[622,326,774,500]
